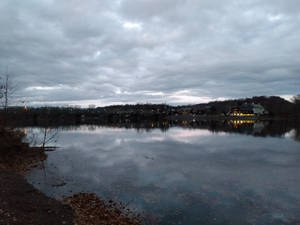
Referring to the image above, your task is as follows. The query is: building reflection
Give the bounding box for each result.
[229,120,255,129]
[18,118,300,142]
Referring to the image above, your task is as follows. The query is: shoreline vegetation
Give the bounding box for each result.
[0,127,142,225]
[0,127,47,173]
[1,96,300,126]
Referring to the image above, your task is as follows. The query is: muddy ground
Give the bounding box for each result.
[0,171,74,225]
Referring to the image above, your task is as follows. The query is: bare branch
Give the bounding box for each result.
[0,71,18,112]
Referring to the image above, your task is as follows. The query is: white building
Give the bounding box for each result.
[252,103,268,115]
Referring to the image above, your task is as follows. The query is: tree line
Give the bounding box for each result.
[1,72,300,119]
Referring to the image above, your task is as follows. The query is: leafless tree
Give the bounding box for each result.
[0,71,17,112]
[292,94,300,117]
[23,127,59,150]
[41,127,59,149]
[292,94,300,104]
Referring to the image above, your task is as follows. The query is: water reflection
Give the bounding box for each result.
[25,122,300,225]
[22,119,300,142]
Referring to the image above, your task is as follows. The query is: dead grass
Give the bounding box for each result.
[64,193,142,225]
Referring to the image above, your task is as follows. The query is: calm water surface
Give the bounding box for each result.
[26,124,300,225]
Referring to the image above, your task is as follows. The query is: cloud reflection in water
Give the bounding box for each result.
[27,126,300,225]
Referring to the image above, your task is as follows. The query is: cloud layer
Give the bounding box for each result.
[1,0,300,106]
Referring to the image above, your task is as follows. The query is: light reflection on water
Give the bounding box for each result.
[26,125,300,225]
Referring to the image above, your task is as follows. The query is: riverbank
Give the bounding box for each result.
[0,127,73,224]
[0,127,142,225]
[0,171,74,225]
[0,171,141,225]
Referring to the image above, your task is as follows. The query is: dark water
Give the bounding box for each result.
[25,121,300,225]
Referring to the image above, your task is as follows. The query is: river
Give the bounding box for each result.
[24,121,300,225]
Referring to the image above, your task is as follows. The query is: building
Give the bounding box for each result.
[229,103,255,116]
[229,103,268,116]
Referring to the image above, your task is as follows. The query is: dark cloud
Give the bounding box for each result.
[0,0,299,106]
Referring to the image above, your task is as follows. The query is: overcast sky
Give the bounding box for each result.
[1,0,300,107]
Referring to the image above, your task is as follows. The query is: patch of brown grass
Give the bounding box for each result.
[64,193,142,225]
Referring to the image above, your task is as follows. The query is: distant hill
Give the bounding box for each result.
[1,96,299,121]
[180,96,295,116]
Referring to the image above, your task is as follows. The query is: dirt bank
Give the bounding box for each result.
[0,171,74,225]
